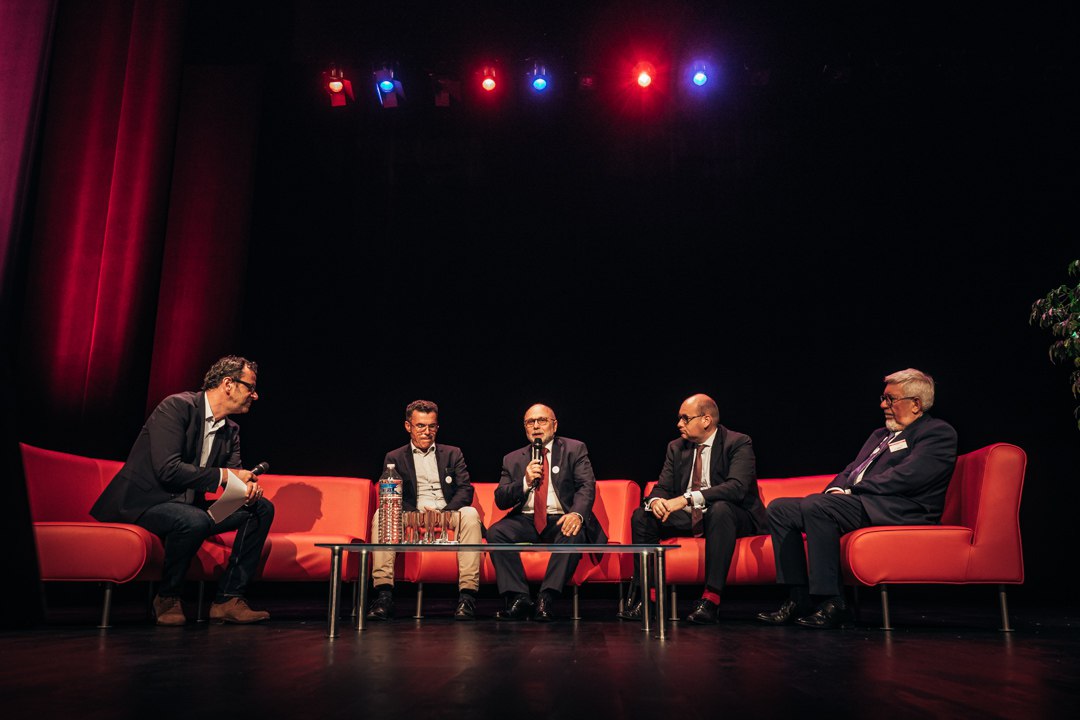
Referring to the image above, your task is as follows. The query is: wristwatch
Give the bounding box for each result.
[683,491,694,506]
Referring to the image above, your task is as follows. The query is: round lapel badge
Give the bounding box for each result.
[551,465,560,475]
[445,476,453,484]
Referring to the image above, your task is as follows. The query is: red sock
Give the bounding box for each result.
[649,588,657,602]
[702,590,720,606]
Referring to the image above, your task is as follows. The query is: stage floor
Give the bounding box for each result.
[3,586,1079,719]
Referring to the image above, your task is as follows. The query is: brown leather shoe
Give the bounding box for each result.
[153,595,186,626]
[209,597,270,624]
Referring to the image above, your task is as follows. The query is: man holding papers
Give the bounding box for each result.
[91,356,274,625]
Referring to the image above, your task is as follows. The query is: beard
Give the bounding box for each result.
[884,417,902,432]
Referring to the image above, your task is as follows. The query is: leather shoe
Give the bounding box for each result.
[153,595,186,626]
[616,599,644,621]
[795,598,854,629]
[454,594,477,621]
[685,598,719,625]
[495,595,535,621]
[209,597,270,624]
[756,599,808,626]
[533,593,555,622]
[366,591,394,621]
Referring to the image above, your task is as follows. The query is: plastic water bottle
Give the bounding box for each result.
[377,463,403,543]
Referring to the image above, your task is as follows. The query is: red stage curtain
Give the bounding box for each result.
[0,0,57,325]
[146,65,263,411]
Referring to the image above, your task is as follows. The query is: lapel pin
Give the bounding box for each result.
[551,466,560,474]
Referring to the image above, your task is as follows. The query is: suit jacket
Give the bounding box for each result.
[645,425,767,529]
[494,436,608,544]
[90,391,241,523]
[383,443,473,513]
[826,414,958,526]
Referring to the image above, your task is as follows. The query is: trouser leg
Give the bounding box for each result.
[488,514,535,596]
[137,502,216,597]
[454,506,482,592]
[369,512,396,587]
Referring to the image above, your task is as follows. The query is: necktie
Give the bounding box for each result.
[852,434,893,485]
[690,444,705,537]
[534,449,549,535]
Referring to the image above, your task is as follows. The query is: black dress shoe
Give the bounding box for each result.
[616,599,644,621]
[495,595,535,621]
[756,599,808,626]
[685,598,719,625]
[533,593,555,623]
[795,598,854,629]
[454,594,476,621]
[366,591,394,621]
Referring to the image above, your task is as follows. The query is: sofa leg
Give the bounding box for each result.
[97,583,114,629]
[350,582,358,618]
[572,586,581,620]
[196,581,207,623]
[670,586,678,621]
[998,585,1014,632]
[879,584,892,631]
[413,583,424,619]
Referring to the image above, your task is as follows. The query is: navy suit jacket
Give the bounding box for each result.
[826,414,958,526]
[90,391,241,523]
[494,436,608,544]
[383,443,473,512]
[645,425,767,530]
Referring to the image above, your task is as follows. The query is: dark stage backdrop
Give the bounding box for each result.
[7,0,1077,602]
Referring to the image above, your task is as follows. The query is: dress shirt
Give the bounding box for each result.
[413,443,445,509]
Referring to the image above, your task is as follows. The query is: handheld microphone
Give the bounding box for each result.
[251,461,270,476]
[531,438,543,463]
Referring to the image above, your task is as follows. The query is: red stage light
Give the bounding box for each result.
[328,79,344,94]
[480,66,497,92]
[633,61,656,88]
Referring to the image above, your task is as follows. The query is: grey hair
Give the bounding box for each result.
[884,368,935,411]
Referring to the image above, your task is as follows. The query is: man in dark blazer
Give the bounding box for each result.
[90,356,274,625]
[618,393,766,625]
[366,399,482,621]
[488,403,608,621]
[758,368,958,629]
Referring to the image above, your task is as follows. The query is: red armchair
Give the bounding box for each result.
[841,442,1026,630]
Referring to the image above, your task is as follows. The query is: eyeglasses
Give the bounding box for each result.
[677,414,704,425]
[230,377,257,394]
[880,394,918,408]
[410,423,439,431]
[524,417,553,427]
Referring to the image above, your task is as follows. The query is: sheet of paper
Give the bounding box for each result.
[207,469,249,523]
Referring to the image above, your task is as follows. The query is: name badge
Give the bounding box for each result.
[888,439,908,452]
[551,466,560,475]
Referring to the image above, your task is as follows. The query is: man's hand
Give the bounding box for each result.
[650,498,672,522]
[525,459,543,486]
[556,513,583,537]
[232,469,263,505]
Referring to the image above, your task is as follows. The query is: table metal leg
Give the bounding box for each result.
[655,549,667,640]
[640,551,651,633]
[327,547,342,638]
[357,549,370,631]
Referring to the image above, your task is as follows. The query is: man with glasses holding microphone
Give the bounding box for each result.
[488,403,607,621]
[757,368,957,629]
[91,356,273,625]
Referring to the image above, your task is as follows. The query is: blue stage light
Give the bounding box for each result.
[692,69,708,86]
[378,79,395,94]
[532,76,548,91]
[527,62,550,93]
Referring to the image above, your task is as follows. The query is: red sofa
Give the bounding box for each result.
[20,443,373,626]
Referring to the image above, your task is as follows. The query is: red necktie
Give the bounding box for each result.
[534,449,549,536]
[691,444,705,537]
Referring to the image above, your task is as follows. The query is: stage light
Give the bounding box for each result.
[323,64,354,107]
[527,62,549,92]
[633,61,656,88]
[692,64,709,87]
[481,66,497,92]
[374,65,405,108]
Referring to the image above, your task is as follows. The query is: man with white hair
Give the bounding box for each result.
[757,368,957,629]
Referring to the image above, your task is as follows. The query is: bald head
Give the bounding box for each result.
[523,403,558,444]
[677,393,719,443]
